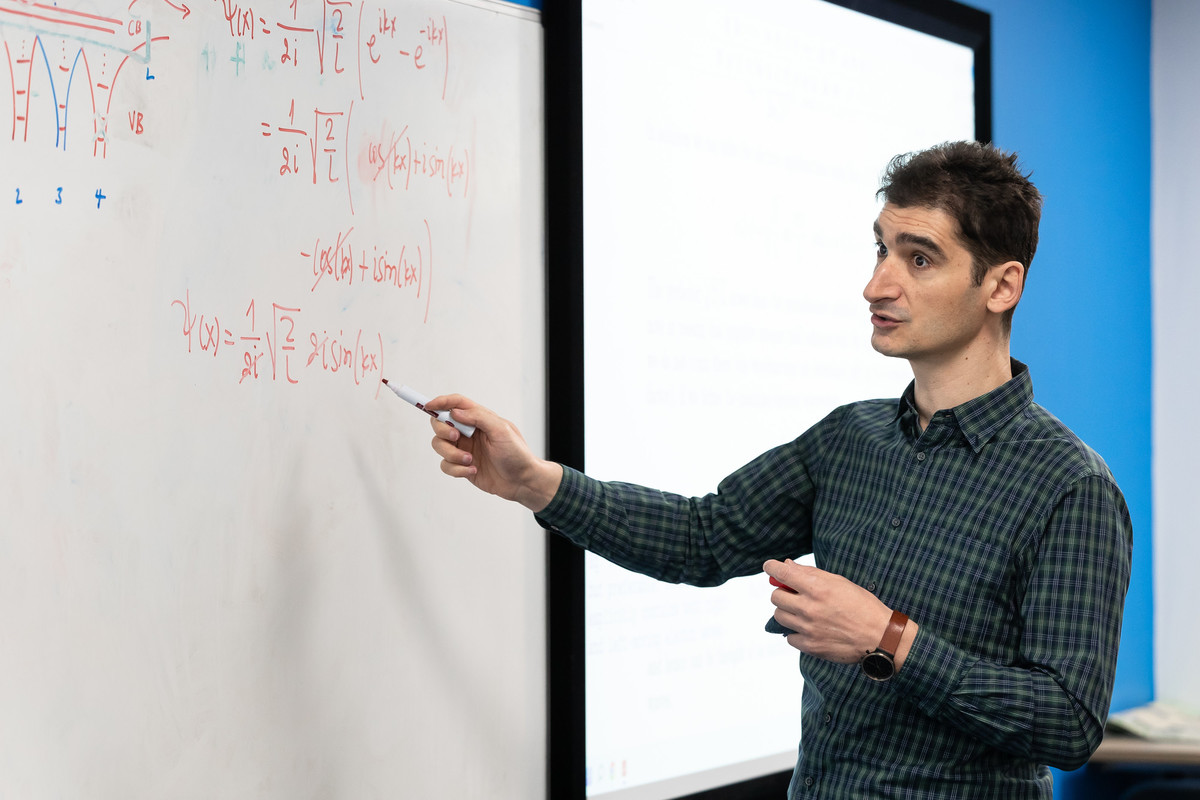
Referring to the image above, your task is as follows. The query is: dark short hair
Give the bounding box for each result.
[877,141,1043,289]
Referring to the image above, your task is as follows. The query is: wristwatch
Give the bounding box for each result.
[861,609,909,681]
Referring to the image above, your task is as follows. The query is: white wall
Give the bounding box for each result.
[1152,0,1200,711]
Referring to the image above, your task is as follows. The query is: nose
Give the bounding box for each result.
[863,258,900,305]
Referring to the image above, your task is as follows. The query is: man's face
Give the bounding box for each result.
[863,203,994,367]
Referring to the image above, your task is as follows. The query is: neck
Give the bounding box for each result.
[909,345,1013,430]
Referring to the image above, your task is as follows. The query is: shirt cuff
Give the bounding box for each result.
[891,624,976,716]
[534,465,593,548]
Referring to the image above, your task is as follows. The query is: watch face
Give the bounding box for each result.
[862,651,895,681]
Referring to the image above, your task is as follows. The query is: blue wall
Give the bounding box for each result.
[967,0,1154,797]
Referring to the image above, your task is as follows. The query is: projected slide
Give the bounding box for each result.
[581,0,977,797]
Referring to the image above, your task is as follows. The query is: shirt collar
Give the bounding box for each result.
[895,359,1033,452]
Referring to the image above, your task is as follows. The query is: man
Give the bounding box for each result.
[422,141,1132,798]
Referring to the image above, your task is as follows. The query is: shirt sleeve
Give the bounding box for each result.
[891,472,1133,769]
[535,431,825,586]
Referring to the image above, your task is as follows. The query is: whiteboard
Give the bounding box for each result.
[0,2,545,798]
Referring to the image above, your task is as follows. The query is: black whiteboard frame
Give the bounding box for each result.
[543,2,991,798]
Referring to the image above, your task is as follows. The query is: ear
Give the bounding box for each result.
[985,261,1025,316]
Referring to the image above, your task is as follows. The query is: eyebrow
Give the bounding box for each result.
[873,220,949,262]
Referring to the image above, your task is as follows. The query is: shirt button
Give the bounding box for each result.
[824,712,833,724]
[890,517,901,527]
[867,581,877,592]
[805,776,815,787]
[916,451,926,462]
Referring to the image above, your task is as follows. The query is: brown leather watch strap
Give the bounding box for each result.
[877,609,909,657]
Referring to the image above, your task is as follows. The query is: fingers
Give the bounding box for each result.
[429,434,470,479]
[764,560,893,662]
[764,561,801,628]
[429,412,462,442]
[431,428,471,460]
[763,558,787,583]
[427,403,476,478]
[438,455,477,480]
[417,394,539,501]
[763,558,811,592]
[764,560,825,641]
[766,562,804,626]
[425,394,495,440]
[425,393,478,411]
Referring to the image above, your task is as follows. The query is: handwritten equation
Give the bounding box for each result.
[362,120,470,199]
[170,217,435,384]
[303,218,434,320]
[213,2,450,99]
[171,291,386,388]
[255,102,471,219]
[3,3,480,391]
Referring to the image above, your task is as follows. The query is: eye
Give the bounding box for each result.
[913,253,930,268]
[875,241,887,259]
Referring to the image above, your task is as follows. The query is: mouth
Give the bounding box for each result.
[870,309,903,327]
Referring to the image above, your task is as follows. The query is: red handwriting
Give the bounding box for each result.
[210,1,451,95]
[260,97,356,212]
[171,291,300,383]
[419,15,449,101]
[170,291,384,387]
[220,0,258,39]
[306,327,383,384]
[364,10,450,99]
[300,219,435,323]
[364,122,469,199]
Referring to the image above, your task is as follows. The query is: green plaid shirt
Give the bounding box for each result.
[538,361,1132,799]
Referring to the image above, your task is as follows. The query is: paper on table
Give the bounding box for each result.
[1107,701,1200,742]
